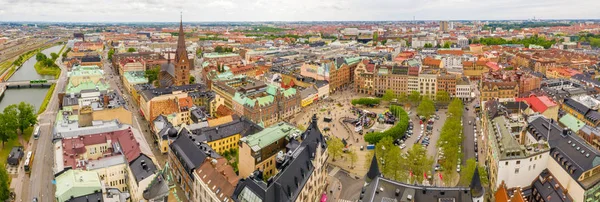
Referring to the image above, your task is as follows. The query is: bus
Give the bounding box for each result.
[24,151,34,174]
[33,125,40,140]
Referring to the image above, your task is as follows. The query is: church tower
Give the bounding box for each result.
[174,13,190,86]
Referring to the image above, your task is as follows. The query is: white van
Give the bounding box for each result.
[33,125,41,140]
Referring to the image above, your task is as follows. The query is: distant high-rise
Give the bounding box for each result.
[439,21,449,32]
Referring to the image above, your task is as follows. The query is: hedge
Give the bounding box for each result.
[364,105,410,144]
[351,98,381,106]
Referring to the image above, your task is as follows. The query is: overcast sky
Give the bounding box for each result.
[0,0,599,22]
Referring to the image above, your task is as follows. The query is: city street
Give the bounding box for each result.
[19,53,69,202]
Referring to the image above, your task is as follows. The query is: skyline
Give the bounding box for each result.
[0,0,599,22]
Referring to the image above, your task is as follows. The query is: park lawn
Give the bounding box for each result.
[22,126,34,143]
[34,61,61,76]
[0,138,22,166]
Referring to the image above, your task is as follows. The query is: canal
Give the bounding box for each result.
[0,45,63,111]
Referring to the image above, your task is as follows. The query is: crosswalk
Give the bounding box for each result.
[337,199,354,202]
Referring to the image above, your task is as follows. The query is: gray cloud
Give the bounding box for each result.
[0,0,598,22]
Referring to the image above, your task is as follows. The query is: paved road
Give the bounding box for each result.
[22,52,68,201]
[332,168,363,201]
[101,50,167,166]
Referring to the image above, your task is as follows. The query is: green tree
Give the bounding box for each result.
[435,91,451,105]
[0,164,10,201]
[145,66,160,86]
[327,136,344,161]
[382,90,396,102]
[417,97,435,118]
[127,48,136,53]
[351,98,381,106]
[408,91,422,106]
[382,39,388,45]
[406,144,433,183]
[435,44,442,48]
[16,102,37,134]
[443,41,452,48]
[196,48,203,56]
[50,52,59,61]
[0,106,19,146]
[397,92,408,104]
[62,47,71,58]
[35,52,47,61]
[107,48,115,60]
[215,46,224,53]
[348,147,358,168]
[423,43,433,48]
[189,76,196,84]
[458,158,489,186]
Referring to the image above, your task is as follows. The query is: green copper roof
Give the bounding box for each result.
[55,170,102,202]
[283,88,296,98]
[66,80,110,94]
[68,65,104,77]
[241,122,300,151]
[345,57,362,65]
[233,84,296,107]
[559,114,586,132]
[123,71,148,84]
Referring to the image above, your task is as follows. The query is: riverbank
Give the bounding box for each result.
[33,61,61,78]
[0,43,61,81]
[37,83,56,115]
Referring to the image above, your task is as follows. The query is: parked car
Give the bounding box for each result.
[360,145,364,151]
[400,144,406,149]
[457,165,461,172]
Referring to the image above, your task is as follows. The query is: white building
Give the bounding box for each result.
[455,77,472,101]
[411,37,438,48]
[458,36,469,48]
[483,103,551,191]
[418,70,437,98]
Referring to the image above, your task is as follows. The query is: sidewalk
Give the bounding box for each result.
[326,173,342,202]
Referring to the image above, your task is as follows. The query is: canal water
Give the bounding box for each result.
[0,45,63,111]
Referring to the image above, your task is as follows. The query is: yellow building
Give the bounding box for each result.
[190,117,262,155]
[238,122,300,178]
[480,81,518,102]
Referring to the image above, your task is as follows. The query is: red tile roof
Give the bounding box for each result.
[515,95,556,113]
[61,128,141,169]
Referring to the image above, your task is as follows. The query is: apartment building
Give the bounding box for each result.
[238,122,301,179]
[527,117,600,202]
[232,115,328,202]
[232,82,300,127]
[193,157,239,202]
[456,76,473,101]
[418,69,438,98]
[184,116,263,154]
[407,66,420,93]
[373,65,408,97]
[482,101,550,191]
[354,60,375,95]
[562,98,600,127]
[437,73,457,96]
[480,81,519,102]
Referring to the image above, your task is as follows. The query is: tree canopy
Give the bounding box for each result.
[473,35,557,49]
[0,105,19,146]
[127,48,137,52]
[408,91,422,106]
[443,41,452,48]
[423,43,434,48]
[382,90,396,102]
[436,98,464,184]
[417,96,435,118]
[0,164,10,201]
[436,91,451,105]
[351,98,381,106]
[16,102,37,134]
[214,46,233,53]
[327,136,344,161]
[145,66,160,86]
[107,48,115,60]
[459,158,490,186]
[189,76,196,84]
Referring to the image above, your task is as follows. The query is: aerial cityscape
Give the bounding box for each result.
[1,2,600,202]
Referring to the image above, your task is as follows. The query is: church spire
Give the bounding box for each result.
[175,12,188,62]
